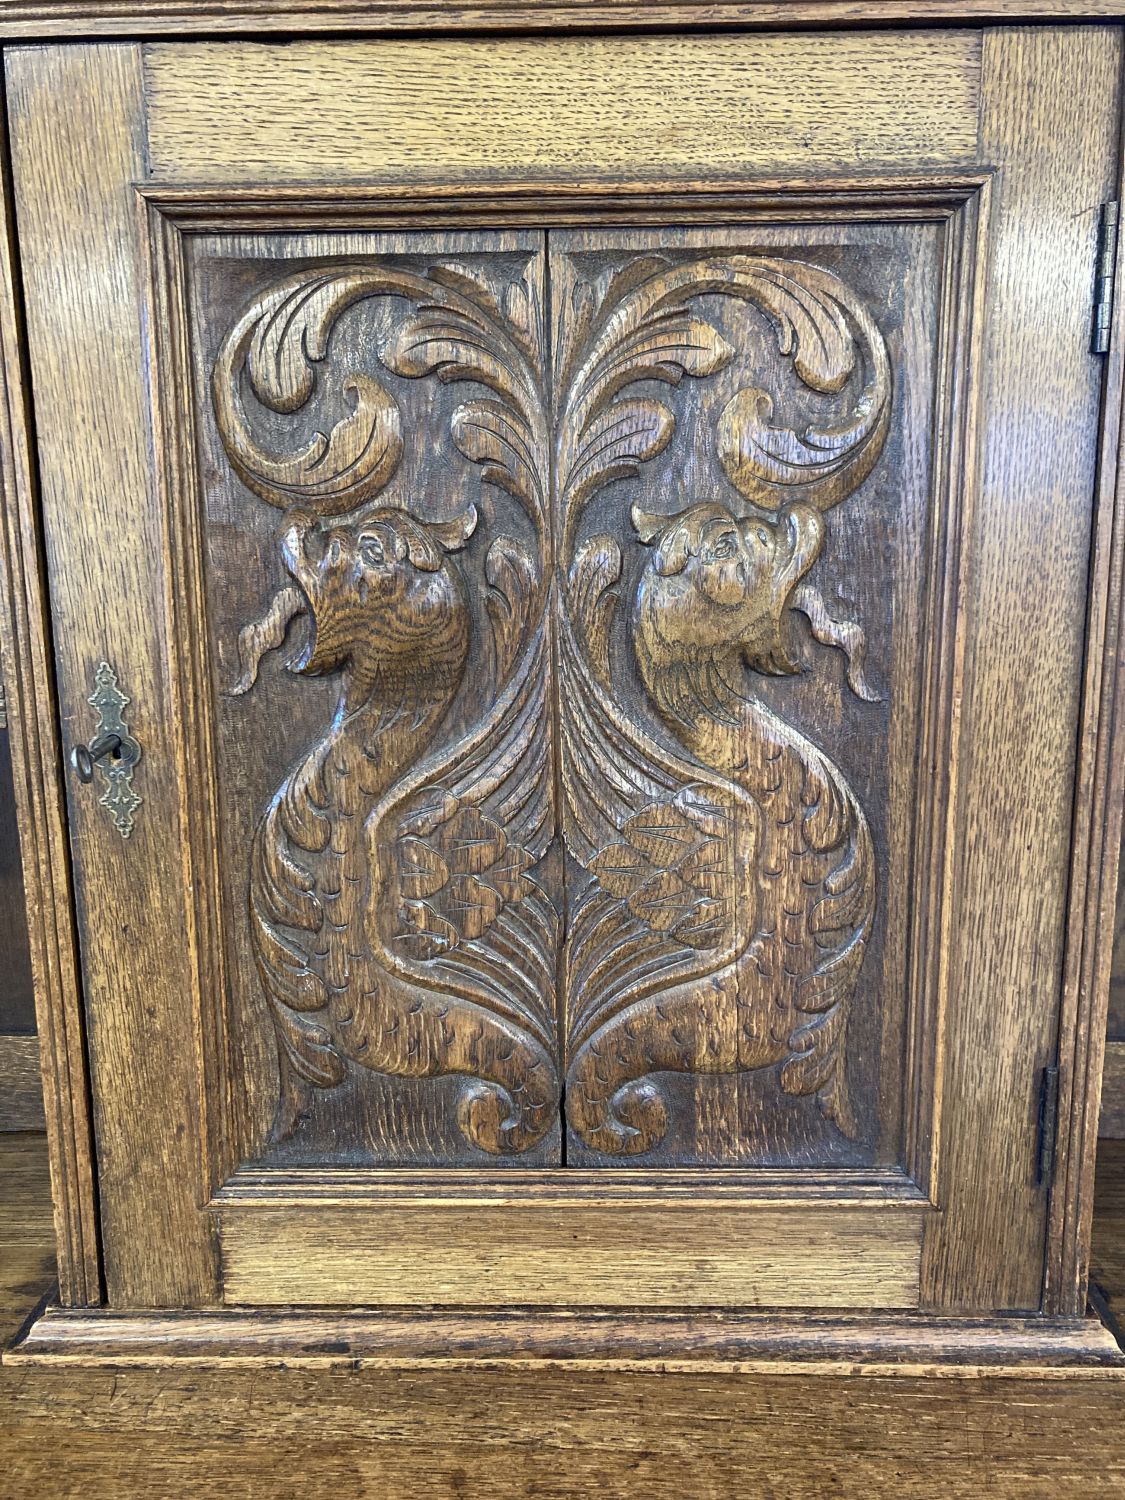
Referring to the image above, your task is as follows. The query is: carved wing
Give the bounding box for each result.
[746,726,875,1137]
[561,539,759,1058]
[367,624,558,1057]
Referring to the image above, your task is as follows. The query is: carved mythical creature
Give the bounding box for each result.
[238,503,555,1150]
[562,497,873,1152]
[559,255,890,1157]
[215,264,560,1155]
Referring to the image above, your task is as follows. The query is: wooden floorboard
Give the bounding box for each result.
[1,1132,1123,1497]
[0,1132,56,1345]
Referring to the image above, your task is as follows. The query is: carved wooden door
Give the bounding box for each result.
[7,30,1118,1316]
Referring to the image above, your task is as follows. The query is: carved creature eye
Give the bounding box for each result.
[708,531,738,561]
[756,528,770,546]
[359,534,387,568]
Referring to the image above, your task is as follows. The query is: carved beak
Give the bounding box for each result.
[736,504,826,679]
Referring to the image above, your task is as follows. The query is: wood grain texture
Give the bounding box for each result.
[1048,92,1125,1305]
[5,44,218,1305]
[1101,1042,1125,1137]
[0,1132,54,1346]
[0,0,1123,38]
[1,1134,1123,1496]
[5,1360,1125,1499]
[5,1367,1125,1500]
[0,1036,44,1130]
[920,25,1121,1314]
[0,82,98,1304]
[143,33,983,185]
[12,1303,1122,1372]
[218,1198,925,1307]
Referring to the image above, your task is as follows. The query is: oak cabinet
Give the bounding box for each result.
[2,23,1124,1366]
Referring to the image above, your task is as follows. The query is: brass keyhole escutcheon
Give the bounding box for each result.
[72,662,142,838]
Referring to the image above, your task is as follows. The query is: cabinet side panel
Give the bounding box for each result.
[5,43,218,1305]
[0,69,99,1303]
[921,26,1121,1311]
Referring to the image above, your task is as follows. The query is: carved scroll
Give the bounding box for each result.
[211,246,890,1162]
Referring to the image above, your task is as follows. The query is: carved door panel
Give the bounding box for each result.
[193,234,562,1168]
[551,231,919,1169]
[192,225,926,1178]
[8,32,1119,1314]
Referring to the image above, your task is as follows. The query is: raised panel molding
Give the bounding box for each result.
[139,179,984,1304]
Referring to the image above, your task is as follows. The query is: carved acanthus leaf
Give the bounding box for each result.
[563,397,675,511]
[484,536,538,687]
[715,258,891,513]
[559,305,733,520]
[568,534,621,693]
[452,398,542,510]
[212,271,409,516]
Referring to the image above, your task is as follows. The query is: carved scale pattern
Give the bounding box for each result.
[211,247,891,1158]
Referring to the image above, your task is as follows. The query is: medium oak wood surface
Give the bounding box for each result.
[0,1036,45,1130]
[1,17,1124,1413]
[1103,1042,1125,1136]
[0,79,98,1305]
[1,1136,1123,1498]
[5,25,1122,1326]
[142,33,983,182]
[0,1,1124,39]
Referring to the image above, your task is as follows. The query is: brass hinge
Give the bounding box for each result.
[1092,200,1120,354]
[1036,1063,1061,1186]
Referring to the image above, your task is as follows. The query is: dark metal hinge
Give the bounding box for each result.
[1092,200,1119,354]
[1036,1064,1061,1186]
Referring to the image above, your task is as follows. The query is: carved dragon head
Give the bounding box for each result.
[630,499,824,728]
[230,503,477,718]
[286,505,476,715]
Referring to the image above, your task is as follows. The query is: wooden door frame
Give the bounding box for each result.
[0,0,1121,40]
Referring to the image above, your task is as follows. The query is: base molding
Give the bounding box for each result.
[7,1305,1124,1377]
